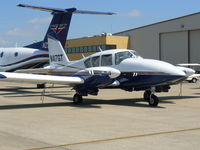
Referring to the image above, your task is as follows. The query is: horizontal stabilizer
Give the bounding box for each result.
[17,4,115,15]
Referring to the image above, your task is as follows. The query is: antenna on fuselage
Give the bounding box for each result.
[81,53,85,58]
[98,46,103,52]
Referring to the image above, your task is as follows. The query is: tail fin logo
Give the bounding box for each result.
[51,24,67,34]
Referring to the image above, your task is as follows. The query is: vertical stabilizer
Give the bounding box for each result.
[18,4,115,51]
[18,4,76,50]
[24,12,74,50]
[41,12,73,50]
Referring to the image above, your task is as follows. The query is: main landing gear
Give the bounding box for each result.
[143,89,159,107]
[72,88,160,106]
[73,94,83,104]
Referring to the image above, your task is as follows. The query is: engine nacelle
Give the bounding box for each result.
[73,67,121,96]
[79,67,121,79]
[176,66,195,77]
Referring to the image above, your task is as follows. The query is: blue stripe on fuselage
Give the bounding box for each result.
[117,74,186,88]
[0,54,49,67]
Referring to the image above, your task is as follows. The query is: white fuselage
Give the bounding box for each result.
[48,49,186,78]
[0,47,48,71]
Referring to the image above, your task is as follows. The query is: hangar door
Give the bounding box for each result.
[160,31,188,64]
[190,30,200,63]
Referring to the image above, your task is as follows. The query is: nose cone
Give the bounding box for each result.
[131,59,186,82]
[144,59,187,84]
[176,66,195,77]
[119,58,188,86]
[136,59,186,76]
[152,60,186,76]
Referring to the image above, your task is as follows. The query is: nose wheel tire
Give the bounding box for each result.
[73,94,83,104]
[148,94,159,107]
[144,91,159,106]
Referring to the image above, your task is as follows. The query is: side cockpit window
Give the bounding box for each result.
[84,58,92,68]
[0,52,4,58]
[91,56,100,67]
[101,54,112,66]
[14,52,18,57]
[115,51,133,65]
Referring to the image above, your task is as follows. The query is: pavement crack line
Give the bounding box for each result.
[27,127,200,150]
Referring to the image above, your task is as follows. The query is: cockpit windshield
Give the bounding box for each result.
[115,50,141,65]
[130,50,141,57]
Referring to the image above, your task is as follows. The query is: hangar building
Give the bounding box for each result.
[114,12,200,65]
[65,34,128,60]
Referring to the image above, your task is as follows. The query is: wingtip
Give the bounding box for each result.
[0,74,7,79]
[17,4,25,7]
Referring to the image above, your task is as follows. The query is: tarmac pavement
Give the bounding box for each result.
[0,82,199,150]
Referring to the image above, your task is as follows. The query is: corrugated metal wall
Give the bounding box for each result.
[160,31,188,64]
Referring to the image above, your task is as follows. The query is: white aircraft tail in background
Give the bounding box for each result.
[48,36,70,68]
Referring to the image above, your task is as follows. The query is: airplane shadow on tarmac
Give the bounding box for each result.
[0,86,200,110]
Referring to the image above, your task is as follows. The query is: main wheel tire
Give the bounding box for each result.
[148,94,159,107]
[191,78,197,83]
[73,94,83,104]
[143,90,151,101]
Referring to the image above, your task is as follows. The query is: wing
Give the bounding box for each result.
[0,72,84,85]
[17,4,115,15]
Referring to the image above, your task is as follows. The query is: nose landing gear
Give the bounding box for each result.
[148,94,159,106]
[143,89,159,107]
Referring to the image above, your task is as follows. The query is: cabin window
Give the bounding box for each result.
[84,58,92,68]
[0,52,4,58]
[14,52,18,57]
[115,51,133,65]
[101,54,112,66]
[91,56,100,67]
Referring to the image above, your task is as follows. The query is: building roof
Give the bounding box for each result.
[114,11,200,34]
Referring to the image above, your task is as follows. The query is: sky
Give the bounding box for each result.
[1,0,200,47]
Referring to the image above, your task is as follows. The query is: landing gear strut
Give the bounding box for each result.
[143,89,159,107]
[73,94,83,104]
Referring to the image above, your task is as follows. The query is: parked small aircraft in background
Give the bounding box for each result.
[177,63,200,83]
[0,4,114,72]
[0,36,191,107]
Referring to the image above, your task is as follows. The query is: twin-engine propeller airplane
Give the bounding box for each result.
[0,35,193,107]
[0,4,114,72]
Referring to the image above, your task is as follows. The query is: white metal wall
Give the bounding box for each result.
[115,12,200,64]
[160,31,188,64]
[189,30,200,63]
